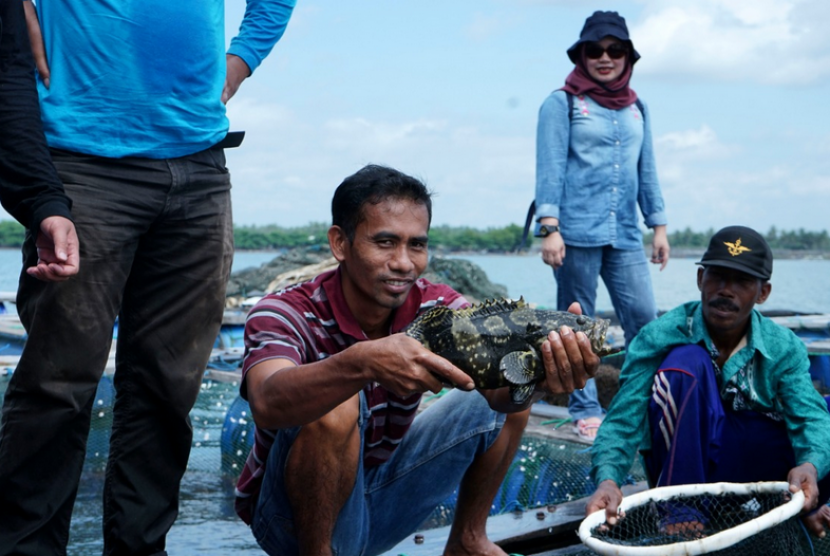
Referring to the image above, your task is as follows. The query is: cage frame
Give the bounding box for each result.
[578,481,805,556]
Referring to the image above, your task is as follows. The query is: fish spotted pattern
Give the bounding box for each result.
[404,298,611,404]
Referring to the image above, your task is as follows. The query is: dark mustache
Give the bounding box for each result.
[709,298,739,312]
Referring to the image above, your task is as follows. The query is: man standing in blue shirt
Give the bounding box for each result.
[0,1,295,554]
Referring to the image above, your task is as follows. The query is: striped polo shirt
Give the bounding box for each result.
[234,266,467,524]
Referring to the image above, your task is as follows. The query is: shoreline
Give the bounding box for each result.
[2,245,829,260]
[441,248,830,261]
[226,247,830,261]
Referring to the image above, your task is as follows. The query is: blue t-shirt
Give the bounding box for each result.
[34,0,295,159]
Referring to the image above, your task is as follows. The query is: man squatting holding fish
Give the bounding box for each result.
[234,164,603,556]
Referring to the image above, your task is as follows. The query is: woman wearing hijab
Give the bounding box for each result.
[534,11,670,441]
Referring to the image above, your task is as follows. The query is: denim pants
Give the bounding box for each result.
[251,389,506,556]
[644,345,830,504]
[0,148,233,556]
[554,245,657,420]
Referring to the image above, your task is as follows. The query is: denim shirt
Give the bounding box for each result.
[535,90,667,249]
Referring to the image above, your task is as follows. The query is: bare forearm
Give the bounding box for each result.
[247,334,476,429]
[248,346,371,429]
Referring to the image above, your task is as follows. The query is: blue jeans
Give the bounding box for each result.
[251,389,506,556]
[554,245,657,420]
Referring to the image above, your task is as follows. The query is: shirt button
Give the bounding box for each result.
[616,140,620,145]
[612,188,617,192]
[614,164,619,169]
[613,120,618,125]
[610,211,615,216]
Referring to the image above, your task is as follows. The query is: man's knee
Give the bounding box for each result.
[283,397,363,518]
[486,409,529,455]
[651,344,715,418]
[658,344,713,381]
[290,396,361,460]
[504,408,530,433]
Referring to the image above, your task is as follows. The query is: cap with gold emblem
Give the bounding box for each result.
[696,225,773,280]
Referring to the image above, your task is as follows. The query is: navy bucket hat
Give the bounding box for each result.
[567,11,641,65]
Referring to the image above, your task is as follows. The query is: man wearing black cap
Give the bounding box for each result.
[585,225,830,536]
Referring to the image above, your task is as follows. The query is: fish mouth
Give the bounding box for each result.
[590,317,612,356]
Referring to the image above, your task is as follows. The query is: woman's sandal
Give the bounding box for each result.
[573,417,603,443]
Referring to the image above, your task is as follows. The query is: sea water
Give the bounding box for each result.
[0,248,828,554]
[2,249,829,313]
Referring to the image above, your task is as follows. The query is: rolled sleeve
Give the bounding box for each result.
[643,210,667,229]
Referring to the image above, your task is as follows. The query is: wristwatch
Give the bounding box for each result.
[538,224,560,237]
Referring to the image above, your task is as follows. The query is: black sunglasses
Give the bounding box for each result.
[584,43,628,60]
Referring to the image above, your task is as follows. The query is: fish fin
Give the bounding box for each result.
[403,305,453,342]
[510,384,536,405]
[500,350,538,385]
[463,297,527,319]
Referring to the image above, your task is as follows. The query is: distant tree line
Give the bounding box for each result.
[233,222,330,250]
[231,223,527,252]
[642,226,830,252]
[1,220,828,252]
[429,224,525,252]
[0,221,25,246]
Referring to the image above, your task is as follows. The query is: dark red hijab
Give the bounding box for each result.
[561,50,638,110]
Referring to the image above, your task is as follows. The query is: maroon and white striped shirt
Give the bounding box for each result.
[234,266,467,524]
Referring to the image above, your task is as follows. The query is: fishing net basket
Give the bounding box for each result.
[579,481,809,556]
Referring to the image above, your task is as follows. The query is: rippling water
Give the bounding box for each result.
[3,249,829,314]
[451,253,830,315]
[1,248,828,554]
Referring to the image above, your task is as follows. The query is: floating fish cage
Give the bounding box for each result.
[223,386,649,520]
[2,314,829,555]
[0,369,641,528]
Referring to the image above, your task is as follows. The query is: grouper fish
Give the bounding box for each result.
[404,298,612,405]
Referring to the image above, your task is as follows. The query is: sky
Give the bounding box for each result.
[6,0,830,234]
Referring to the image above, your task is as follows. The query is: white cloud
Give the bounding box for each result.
[464,13,505,42]
[223,101,535,228]
[632,0,830,84]
[324,118,449,151]
[653,125,738,185]
[781,173,830,196]
[656,124,722,153]
[654,127,830,233]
